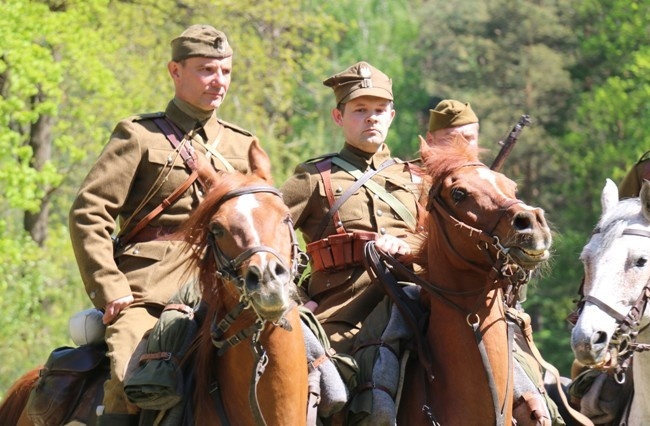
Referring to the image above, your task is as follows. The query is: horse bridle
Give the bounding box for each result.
[427,164,533,309]
[203,184,305,426]
[578,226,650,384]
[369,163,538,426]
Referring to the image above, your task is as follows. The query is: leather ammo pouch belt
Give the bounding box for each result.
[306,231,377,272]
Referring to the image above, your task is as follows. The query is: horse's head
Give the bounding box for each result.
[181,140,299,324]
[420,140,552,286]
[571,179,650,375]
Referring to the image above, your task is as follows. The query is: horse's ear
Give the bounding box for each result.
[248,138,273,183]
[640,179,650,222]
[601,178,619,214]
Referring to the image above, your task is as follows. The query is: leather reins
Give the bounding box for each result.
[204,185,302,426]
[579,227,650,384]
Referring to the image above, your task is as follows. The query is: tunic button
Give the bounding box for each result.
[89,291,96,299]
[337,221,343,227]
[326,282,331,288]
[376,209,383,216]
[335,186,343,194]
[133,248,139,255]
[380,228,387,235]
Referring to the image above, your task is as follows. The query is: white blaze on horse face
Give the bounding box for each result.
[476,168,507,198]
[235,194,262,246]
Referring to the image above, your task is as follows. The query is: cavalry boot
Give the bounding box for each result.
[97,413,139,426]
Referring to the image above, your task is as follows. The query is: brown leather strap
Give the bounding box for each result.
[139,351,175,363]
[118,170,198,246]
[355,381,395,399]
[508,308,594,426]
[315,158,345,237]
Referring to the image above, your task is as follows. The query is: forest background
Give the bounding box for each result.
[1,0,649,397]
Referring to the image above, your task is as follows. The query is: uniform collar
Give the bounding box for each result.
[339,143,392,170]
[167,98,217,137]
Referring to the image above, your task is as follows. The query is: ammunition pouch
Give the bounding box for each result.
[307,231,377,272]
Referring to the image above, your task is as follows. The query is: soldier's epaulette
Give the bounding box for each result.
[131,112,165,122]
[304,153,338,164]
[217,118,254,136]
[402,157,423,166]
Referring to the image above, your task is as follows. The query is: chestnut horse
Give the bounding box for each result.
[0,141,308,425]
[396,141,553,425]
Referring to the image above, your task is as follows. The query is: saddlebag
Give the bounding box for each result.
[27,344,108,426]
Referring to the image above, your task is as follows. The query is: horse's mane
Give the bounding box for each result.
[413,142,485,269]
[420,138,483,184]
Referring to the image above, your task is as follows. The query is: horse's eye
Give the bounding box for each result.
[451,188,466,202]
[635,257,647,268]
[210,223,225,238]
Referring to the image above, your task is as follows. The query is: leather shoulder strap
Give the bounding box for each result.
[117,171,198,247]
[152,117,199,174]
[315,158,345,238]
[313,157,397,240]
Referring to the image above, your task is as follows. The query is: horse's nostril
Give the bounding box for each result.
[270,259,290,282]
[245,267,262,292]
[512,211,533,231]
[591,330,609,346]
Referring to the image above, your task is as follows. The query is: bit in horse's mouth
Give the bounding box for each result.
[509,247,550,267]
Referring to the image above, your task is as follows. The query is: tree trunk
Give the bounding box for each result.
[24,87,53,247]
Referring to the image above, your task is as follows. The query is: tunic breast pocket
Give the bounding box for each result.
[339,188,370,223]
[146,148,193,192]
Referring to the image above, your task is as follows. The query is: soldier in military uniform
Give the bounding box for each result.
[619,151,650,198]
[69,24,256,425]
[280,61,422,356]
[425,98,479,147]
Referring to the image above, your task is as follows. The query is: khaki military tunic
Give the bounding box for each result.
[69,98,255,413]
[280,143,421,353]
[70,99,255,309]
[619,151,650,199]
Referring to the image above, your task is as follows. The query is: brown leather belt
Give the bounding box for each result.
[128,226,180,244]
[306,231,377,272]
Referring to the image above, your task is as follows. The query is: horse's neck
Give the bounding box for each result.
[424,286,512,425]
[215,308,307,426]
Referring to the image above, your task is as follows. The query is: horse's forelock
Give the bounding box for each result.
[421,142,482,183]
[595,198,644,250]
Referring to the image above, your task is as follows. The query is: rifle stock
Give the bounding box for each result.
[490,114,531,172]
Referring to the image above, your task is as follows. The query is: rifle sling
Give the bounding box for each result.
[314,157,397,240]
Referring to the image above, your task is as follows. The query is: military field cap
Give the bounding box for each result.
[171,24,233,62]
[428,99,478,132]
[323,61,393,104]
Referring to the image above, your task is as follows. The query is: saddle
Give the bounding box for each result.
[26,344,108,426]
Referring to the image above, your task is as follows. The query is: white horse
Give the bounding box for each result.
[571,178,650,425]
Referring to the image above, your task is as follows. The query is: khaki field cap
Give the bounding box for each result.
[428,99,478,133]
[323,61,393,104]
[171,24,233,61]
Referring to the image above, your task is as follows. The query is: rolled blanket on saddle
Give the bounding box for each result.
[299,306,355,421]
[124,281,202,411]
[348,285,420,425]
